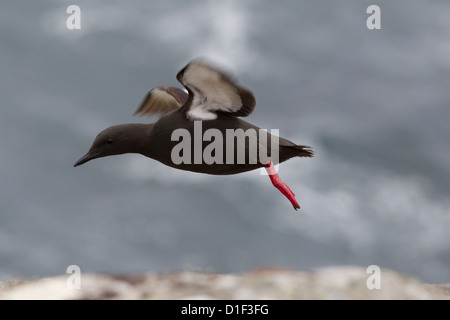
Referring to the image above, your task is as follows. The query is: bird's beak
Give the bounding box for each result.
[73,151,101,167]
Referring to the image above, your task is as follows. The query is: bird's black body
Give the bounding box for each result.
[144,110,311,175]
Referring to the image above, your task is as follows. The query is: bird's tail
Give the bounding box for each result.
[287,144,314,158]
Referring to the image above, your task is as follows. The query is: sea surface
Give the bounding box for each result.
[1,0,449,283]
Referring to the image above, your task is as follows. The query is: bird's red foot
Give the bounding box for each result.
[265,161,300,210]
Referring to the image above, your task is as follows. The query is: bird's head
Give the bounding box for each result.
[74,124,147,167]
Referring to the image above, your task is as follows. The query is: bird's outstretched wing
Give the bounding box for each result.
[176,60,256,120]
[134,86,188,117]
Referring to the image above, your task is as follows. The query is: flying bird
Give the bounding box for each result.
[74,59,313,210]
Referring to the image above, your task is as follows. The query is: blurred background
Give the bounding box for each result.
[1,0,449,283]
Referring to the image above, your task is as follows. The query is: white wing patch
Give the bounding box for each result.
[187,107,218,120]
[180,62,243,121]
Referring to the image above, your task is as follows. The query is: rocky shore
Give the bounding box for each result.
[0,266,448,300]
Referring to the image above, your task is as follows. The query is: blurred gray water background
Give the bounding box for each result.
[1,0,449,283]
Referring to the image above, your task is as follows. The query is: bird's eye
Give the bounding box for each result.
[107,139,113,144]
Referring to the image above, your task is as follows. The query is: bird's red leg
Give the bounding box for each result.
[265,161,300,210]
